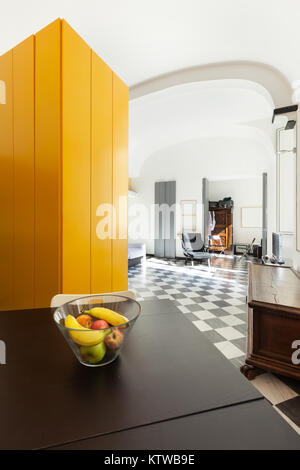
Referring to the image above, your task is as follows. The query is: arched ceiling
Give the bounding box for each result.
[129,79,277,176]
[0,0,299,89]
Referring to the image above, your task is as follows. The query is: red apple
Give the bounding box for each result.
[105,327,124,350]
[92,319,109,330]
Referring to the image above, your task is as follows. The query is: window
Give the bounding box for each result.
[181,200,196,232]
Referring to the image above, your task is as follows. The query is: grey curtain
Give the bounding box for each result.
[154,181,176,258]
[262,172,268,256]
[202,178,209,247]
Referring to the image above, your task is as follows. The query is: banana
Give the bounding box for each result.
[65,315,107,346]
[83,307,128,326]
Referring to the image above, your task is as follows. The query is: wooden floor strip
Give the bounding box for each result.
[251,373,298,405]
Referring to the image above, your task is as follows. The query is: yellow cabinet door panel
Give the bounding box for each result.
[35,19,61,307]
[0,19,129,308]
[62,20,91,294]
[112,74,128,292]
[13,36,35,309]
[91,52,113,294]
[0,51,14,310]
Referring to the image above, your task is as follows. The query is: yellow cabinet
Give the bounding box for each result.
[62,20,91,294]
[0,51,13,310]
[91,52,113,294]
[112,74,129,292]
[0,19,128,310]
[35,18,61,307]
[13,37,35,309]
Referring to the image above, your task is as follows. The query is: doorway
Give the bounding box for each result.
[203,176,265,258]
[208,200,233,255]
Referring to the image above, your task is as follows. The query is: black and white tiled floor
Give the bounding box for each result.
[129,255,300,434]
[128,255,249,369]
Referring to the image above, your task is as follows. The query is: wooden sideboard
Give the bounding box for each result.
[241,263,300,381]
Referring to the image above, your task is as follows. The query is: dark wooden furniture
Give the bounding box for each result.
[0,299,298,449]
[209,206,232,253]
[241,263,300,381]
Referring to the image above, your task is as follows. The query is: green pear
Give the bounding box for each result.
[80,341,106,364]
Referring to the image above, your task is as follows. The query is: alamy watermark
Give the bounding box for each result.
[96,198,201,241]
[0,340,6,365]
[291,340,300,365]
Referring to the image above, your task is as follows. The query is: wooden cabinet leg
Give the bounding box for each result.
[240,364,265,381]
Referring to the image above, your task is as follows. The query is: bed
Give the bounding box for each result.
[128,243,146,267]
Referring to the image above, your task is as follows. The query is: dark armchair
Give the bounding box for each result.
[181,232,212,267]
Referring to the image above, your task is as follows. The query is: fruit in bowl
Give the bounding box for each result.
[80,341,106,364]
[65,314,107,346]
[66,310,123,361]
[83,307,128,326]
[76,314,93,328]
[53,294,141,367]
[92,319,109,330]
[105,328,124,350]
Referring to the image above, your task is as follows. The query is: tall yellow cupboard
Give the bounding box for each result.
[0,51,13,310]
[0,19,128,310]
[13,37,35,309]
[91,52,113,294]
[35,19,61,308]
[113,75,129,292]
[62,21,91,295]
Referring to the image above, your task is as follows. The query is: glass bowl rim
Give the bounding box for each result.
[53,294,141,332]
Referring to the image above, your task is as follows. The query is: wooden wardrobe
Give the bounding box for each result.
[209,207,233,253]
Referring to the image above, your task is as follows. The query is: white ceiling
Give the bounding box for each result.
[1,0,300,87]
[129,80,276,176]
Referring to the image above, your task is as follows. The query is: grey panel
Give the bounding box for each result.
[202,178,209,246]
[164,181,176,258]
[262,172,268,256]
[154,182,165,258]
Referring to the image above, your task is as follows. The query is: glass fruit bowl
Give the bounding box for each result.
[53,294,141,367]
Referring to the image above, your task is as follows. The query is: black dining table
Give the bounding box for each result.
[0,299,299,450]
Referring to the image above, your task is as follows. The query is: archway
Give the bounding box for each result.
[130,61,292,108]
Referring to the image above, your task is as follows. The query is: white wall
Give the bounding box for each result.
[295,111,300,270]
[209,178,262,246]
[280,112,300,270]
[128,136,276,257]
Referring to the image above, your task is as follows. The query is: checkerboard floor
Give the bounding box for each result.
[129,255,249,369]
[129,255,300,434]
